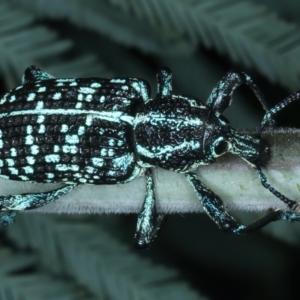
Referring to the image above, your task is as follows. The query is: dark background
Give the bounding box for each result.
[1,1,300,299]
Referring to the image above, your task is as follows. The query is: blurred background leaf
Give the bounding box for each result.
[0,0,300,299]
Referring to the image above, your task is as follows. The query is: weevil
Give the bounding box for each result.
[0,65,300,249]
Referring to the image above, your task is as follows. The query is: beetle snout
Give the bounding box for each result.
[239,137,270,167]
[230,132,270,167]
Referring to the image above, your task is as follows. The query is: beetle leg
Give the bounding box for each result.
[271,209,300,222]
[186,171,300,233]
[134,169,167,249]
[256,165,300,211]
[0,211,16,226]
[185,172,244,233]
[238,208,300,234]
[206,70,272,119]
[0,184,77,225]
[157,67,172,96]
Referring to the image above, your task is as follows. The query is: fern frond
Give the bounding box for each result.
[4,0,193,55]
[107,0,300,91]
[0,3,72,85]
[0,248,95,299]
[9,0,300,90]
[0,274,93,300]
[0,248,37,274]
[45,54,114,78]
[0,2,114,87]
[6,214,206,300]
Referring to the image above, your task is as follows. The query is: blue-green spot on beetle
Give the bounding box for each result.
[0,65,300,249]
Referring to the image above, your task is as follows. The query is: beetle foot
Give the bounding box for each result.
[0,211,16,226]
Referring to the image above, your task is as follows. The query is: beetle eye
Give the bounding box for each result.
[214,140,228,156]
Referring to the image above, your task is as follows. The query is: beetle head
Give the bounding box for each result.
[203,113,270,168]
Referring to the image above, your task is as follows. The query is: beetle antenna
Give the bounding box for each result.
[259,90,300,135]
[256,164,300,211]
